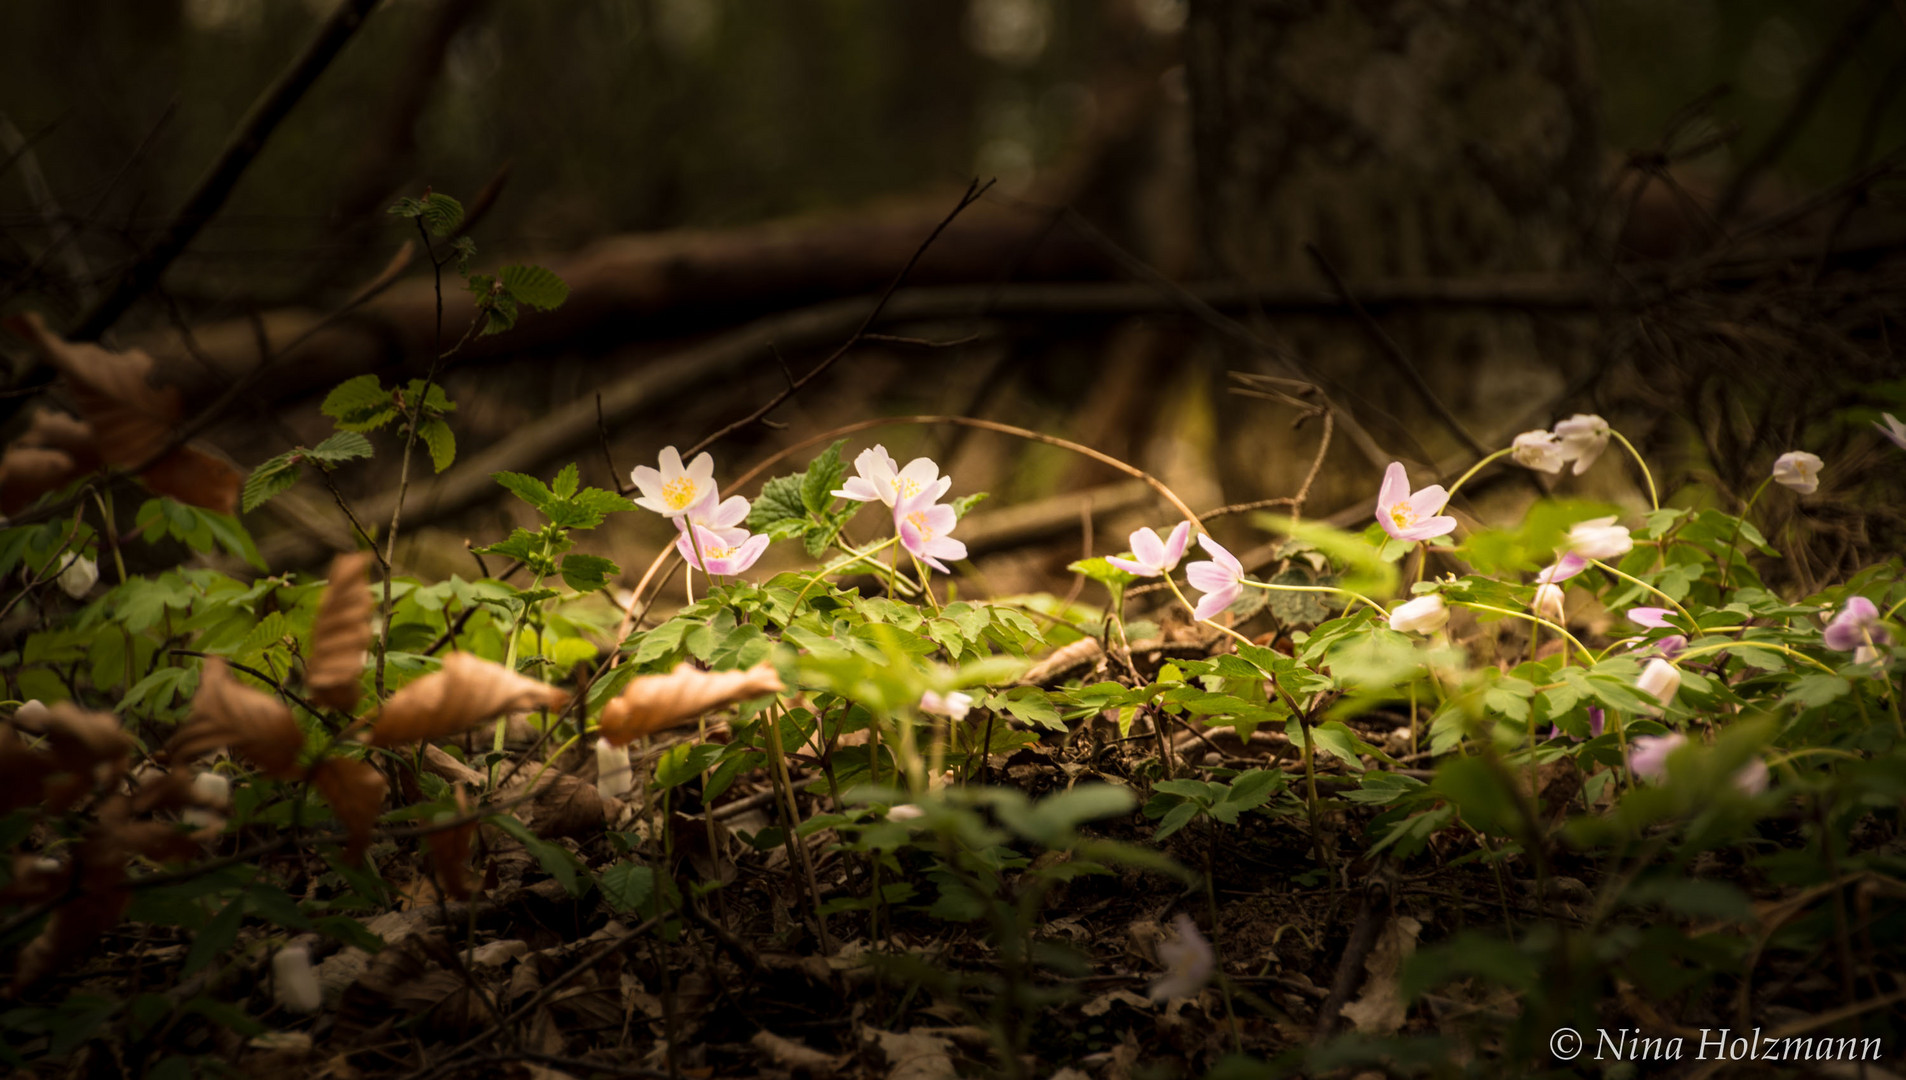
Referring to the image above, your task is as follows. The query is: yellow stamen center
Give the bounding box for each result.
[1388,502,1417,530]
[662,476,697,510]
[897,477,922,500]
[906,511,934,541]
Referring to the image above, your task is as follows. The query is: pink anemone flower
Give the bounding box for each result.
[676,523,769,577]
[1105,521,1192,578]
[895,489,968,574]
[1375,462,1456,542]
[1185,534,1245,621]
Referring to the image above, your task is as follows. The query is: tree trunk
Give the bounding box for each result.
[1182,0,1605,514]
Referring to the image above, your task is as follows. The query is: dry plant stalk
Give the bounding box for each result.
[169,657,306,780]
[596,660,784,746]
[368,652,569,747]
[306,551,375,710]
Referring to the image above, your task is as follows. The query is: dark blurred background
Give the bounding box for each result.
[3,0,1903,599]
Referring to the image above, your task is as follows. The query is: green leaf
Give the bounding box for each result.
[182,897,245,977]
[451,235,477,274]
[547,486,637,530]
[321,375,398,432]
[419,419,455,473]
[654,742,725,789]
[800,439,848,515]
[1153,801,1201,840]
[560,553,620,593]
[1067,557,1138,592]
[551,463,579,499]
[305,431,373,465]
[600,862,659,914]
[498,264,570,311]
[488,814,586,896]
[747,475,808,532]
[241,453,300,513]
[493,471,554,513]
[420,192,463,237]
[951,492,989,520]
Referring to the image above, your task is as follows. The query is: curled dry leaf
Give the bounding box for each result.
[425,788,477,901]
[597,660,785,747]
[0,445,84,516]
[509,771,604,841]
[3,312,240,514]
[306,551,375,711]
[369,652,568,748]
[169,657,306,780]
[311,756,388,864]
[37,704,133,812]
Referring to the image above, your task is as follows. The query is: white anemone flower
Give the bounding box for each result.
[631,446,717,518]
[1554,414,1611,475]
[1771,451,1823,495]
[1511,430,1567,474]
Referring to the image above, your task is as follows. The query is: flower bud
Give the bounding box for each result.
[1531,583,1565,624]
[1636,657,1682,714]
[1771,451,1823,495]
[273,944,322,1013]
[1388,594,1450,634]
[594,737,633,799]
[1511,430,1566,474]
[1568,517,1633,560]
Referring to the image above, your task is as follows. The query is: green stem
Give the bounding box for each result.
[1718,475,1774,589]
[1242,578,1391,620]
[1674,640,1839,675]
[1588,558,1697,626]
[1456,602,1591,664]
[1441,446,1515,506]
[1608,429,1659,511]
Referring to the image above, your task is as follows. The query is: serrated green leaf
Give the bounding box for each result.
[747,475,808,532]
[420,192,463,237]
[493,471,554,512]
[547,487,637,530]
[800,439,848,515]
[305,431,373,465]
[321,375,398,432]
[1067,556,1138,591]
[241,454,300,513]
[560,553,620,593]
[552,463,579,499]
[498,264,569,311]
[655,742,725,789]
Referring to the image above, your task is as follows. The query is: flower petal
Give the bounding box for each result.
[1378,462,1409,510]
[1104,556,1155,577]
[1129,527,1165,570]
[1161,521,1191,568]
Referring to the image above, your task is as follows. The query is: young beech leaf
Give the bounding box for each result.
[597,660,784,747]
[321,374,398,432]
[419,419,455,473]
[310,756,387,864]
[241,454,300,513]
[169,658,305,780]
[305,431,373,465]
[498,264,569,311]
[368,652,568,747]
[305,552,375,711]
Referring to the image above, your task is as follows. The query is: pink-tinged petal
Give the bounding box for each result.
[1627,732,1685,784]
[684,451,715,486]
[1628,606,1675,628]
[1161,521,1192,568]
[1129,527,1165,569]
[1401,515,1457,541]
[927,475,952,503]
[1825,596,1883,651]
[1537,554,1587,585]
[1732,758,1770,796]
[834,477,882,502]
[657,446,685,479]
[716,533,771,575]
[1196,533,1242,575]
[1104,556,1155,577]
[675,528,703,571]
[926,534,967,566]
[1185,560,1236,594]
[1193,581,1241,621]
[630,465,665,502]
[1378,462,1409,510]
[1407,484,1449,519]
[711,495,751,528]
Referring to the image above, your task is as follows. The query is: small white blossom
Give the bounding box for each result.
[1771,451,1823,495]
[1149,914,1215,1002]
[1388,594,1449,634]
[1510,430,1567,474]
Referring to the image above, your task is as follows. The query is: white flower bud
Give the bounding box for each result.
[1636,658,1682,714]
[1771,451,1823,495]
[1388,594,1449,634]
[1510,430,1566,474]
[273,944,322,1013]
[1532,583,1566,624]
[594,737,633,799]
[56,555,98,599]
[1568,517,1633,561]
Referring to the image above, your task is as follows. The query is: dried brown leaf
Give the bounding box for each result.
[19,409,99,464]
[597,661,784,747]
[9,884,129,995]
[0,445,84,515]
[5,314,240,513]
[425,789,477,901]
[306,552,375,710]
[137,444,241,515]
[38,704,132,812]
[512,771,604,840]
[752,1029,844,1075]
[170,657,306,780]
[311,756,388,864]
[369,652,568,747]
[8,311,180,465]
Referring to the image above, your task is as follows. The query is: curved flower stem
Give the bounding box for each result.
[1440,446,1514,507]
[1766,747,1867,768]
[1457,602,1591,664]
[792,535,901,608]
[907,552,943,615]
[1718,476,1774,588]
[1672,640,1840,675]
[1243,579,1392,620]
[1162,574,1253,648]
[1884,595,1906,622]
[1587,558,1697,626]
[1608,429,1659,511]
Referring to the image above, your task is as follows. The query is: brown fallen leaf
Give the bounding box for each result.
[0,445,85,515]
[311,756,388,863]
[752,1029,844,1075]
[509,771,604,841]
[597,660,784,747]
[1337,915,1422,1035]
[424,788,477,901]
[169,657,306,780]
[4,312,241,513]
[306,551,375,710]
[369,652,568,747]
[37,704,133,812]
